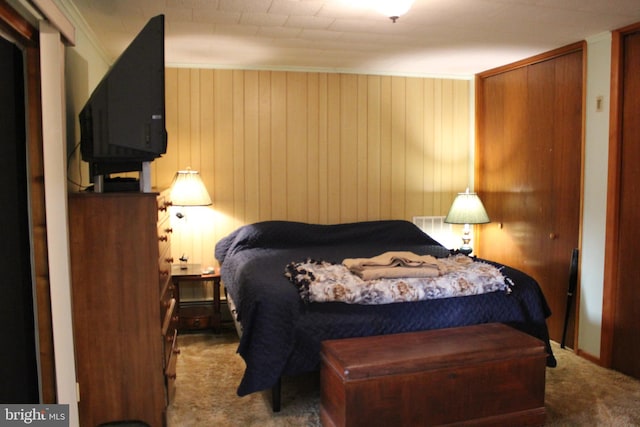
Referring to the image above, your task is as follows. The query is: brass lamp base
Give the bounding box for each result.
[459,225,473,256]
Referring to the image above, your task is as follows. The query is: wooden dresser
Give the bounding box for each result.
[69,192,176,427]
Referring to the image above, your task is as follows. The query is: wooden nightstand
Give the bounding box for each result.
[171,264,221,332]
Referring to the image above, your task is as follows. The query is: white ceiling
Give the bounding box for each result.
[67,0,640,77]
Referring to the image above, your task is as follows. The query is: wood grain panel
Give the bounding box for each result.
[326,73,342,223]
[270,71,288,220]
[213,69,235,234]
[156,69,471,267]
[390,77,407,220]
[366,75,382,219]
[357,75,368,219]
[258,70,273,220]
[307,73,320,223]
[287,72,309,221]
[340,74,358,222]
[243,70,260,225]
[379,76,393,219]
[232,70,246,224]
[406,77,424,217]
[317,73,329,222]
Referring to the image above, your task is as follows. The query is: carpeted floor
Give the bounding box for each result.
[167,325,640,426]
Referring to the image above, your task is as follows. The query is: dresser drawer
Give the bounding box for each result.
[160,281,176,320]
[157,213,172,297]
[165,329,178,404]
[179,305,216,330]
[158,250,172,293]
[158,244,173,274]
[156,192,172,223]
[162,297,178,366]
[157,217,172,268]
[162,298,178,343]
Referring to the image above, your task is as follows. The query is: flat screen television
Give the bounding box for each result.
[79,14,167,188]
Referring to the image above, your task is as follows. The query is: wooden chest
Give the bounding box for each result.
[320,323,547,427]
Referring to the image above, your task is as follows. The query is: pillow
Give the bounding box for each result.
[215,220,444,263]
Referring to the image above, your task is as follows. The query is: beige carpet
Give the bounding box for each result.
[167,325,640,426]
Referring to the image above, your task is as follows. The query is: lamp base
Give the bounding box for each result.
[459,229,473,256]
[458,246,473,256]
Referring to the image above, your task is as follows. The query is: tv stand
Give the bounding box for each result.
[93,161,152,193]
[140,161,151,192]
[93,174,104,192]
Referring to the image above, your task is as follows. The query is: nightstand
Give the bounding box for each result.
[171,264,221,332]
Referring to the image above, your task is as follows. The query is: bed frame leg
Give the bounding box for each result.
[272,378,281,412]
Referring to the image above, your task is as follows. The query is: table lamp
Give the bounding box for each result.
[170,168,212,268]
[444,188,490,255]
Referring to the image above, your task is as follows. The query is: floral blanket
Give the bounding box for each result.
[285,254,511,305]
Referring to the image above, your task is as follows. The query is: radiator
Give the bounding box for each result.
[412,216,457,249]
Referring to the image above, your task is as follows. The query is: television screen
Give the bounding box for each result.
[79,14,167,178]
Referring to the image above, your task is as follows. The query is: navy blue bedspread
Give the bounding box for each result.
[215,220,557,397]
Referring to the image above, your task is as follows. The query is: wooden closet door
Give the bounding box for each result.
[476,46,583,347]
[610,29,640,378]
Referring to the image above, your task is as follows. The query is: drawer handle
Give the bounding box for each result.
[160,269,170,277]
[159,201,173,212]
[173,348,181,355]
[159,235,168,242]
[166,257,174,264]
[164,227,173,234]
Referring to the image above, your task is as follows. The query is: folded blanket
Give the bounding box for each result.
[343,251,440,269]
[352,266,440,280]
[286,255,510,305]
[343,251,448,280]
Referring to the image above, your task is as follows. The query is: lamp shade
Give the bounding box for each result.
[444,189,490,225]
[170,169,212,206]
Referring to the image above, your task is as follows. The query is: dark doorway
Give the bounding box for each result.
[0,36,39,402]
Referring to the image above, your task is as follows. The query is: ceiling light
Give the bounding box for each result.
[373,0,414,23]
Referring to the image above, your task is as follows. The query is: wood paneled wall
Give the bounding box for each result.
[152,69,471,267]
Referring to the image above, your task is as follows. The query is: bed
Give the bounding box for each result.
[215,220,557,410]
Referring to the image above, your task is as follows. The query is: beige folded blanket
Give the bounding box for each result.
[343,251,442,280]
